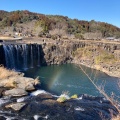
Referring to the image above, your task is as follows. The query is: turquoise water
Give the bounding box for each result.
[24,64,120,97]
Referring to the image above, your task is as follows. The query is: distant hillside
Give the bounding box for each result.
[0,10,120,39]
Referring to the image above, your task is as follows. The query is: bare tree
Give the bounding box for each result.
[79,65,120,114]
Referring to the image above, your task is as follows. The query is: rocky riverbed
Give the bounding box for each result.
[0,67,119,120]
[0,91,119,120]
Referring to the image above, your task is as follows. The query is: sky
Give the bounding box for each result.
[0,0,120,28]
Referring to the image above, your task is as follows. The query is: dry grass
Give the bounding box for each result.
[72,46,95,59]
[0,66,19,80]
[73,46,119,65]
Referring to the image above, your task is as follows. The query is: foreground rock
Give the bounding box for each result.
[0,67,40,97]
[0,76,39,91]
[5,102,26,111]
[0,92,119,120]
[4,88,28,97]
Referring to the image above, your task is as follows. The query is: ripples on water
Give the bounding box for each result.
[24,64,119,98]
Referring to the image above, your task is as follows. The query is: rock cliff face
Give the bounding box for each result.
[43,40,120,62]
[0,45,5,65]
[42,40,120,77]
[42,43,73,65]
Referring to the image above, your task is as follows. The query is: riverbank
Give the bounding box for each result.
[73,59,120,78]
[72,45,120,78]
[93,64,120,78]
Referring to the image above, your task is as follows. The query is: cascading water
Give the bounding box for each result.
[15,44,21,69]
[3,45,16,69]
[30,45,33,68]
[22,44,28,70]
[37,44,40,66]
[3,44,41,71]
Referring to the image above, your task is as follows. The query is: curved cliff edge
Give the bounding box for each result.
[40,40,120,78]
[0,67,119,120]
[40,41,120,78]
[73,59,120,78]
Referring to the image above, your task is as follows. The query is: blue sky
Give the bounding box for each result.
[0,0,120,28]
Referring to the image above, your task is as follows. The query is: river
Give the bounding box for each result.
[24,64,120,98]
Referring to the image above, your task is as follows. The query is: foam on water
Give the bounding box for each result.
[0,98,10,106]
[59,93,70,100]
[6,116,28,120]
[30,90,47,96]
[34,115,40,120]
[17,96,30,103]
[30,89,69,98]
[76,95,83,100]
[6,117,15,120]
[51,94,59,98]
[74,106,85,111]
[34,115,49,120]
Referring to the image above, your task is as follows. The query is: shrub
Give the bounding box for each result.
[94,52,116,64]
[75,33,84,39]
[72,47,93,59]
[57,91,70,103]
[51,35,57,40]
[57,96,67,103]
[0,66,19,80]
[71,94,78,99]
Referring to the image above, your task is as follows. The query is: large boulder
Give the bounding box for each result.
[0,76,40,91]
[4,88,28,97]
[5,102,26,111]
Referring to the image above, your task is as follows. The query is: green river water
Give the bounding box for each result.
[24,64,120,98]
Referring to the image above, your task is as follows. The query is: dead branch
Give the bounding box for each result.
[79,65,120,113]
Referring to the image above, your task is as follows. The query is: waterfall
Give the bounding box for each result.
[9,45,15,69]
[3,45,11,68]
[3,44,41,71]
[3,45,15,69]
[30,45,33,68]
[37,44,40,66]
[22,44,28,70]
[15,45,20,69]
